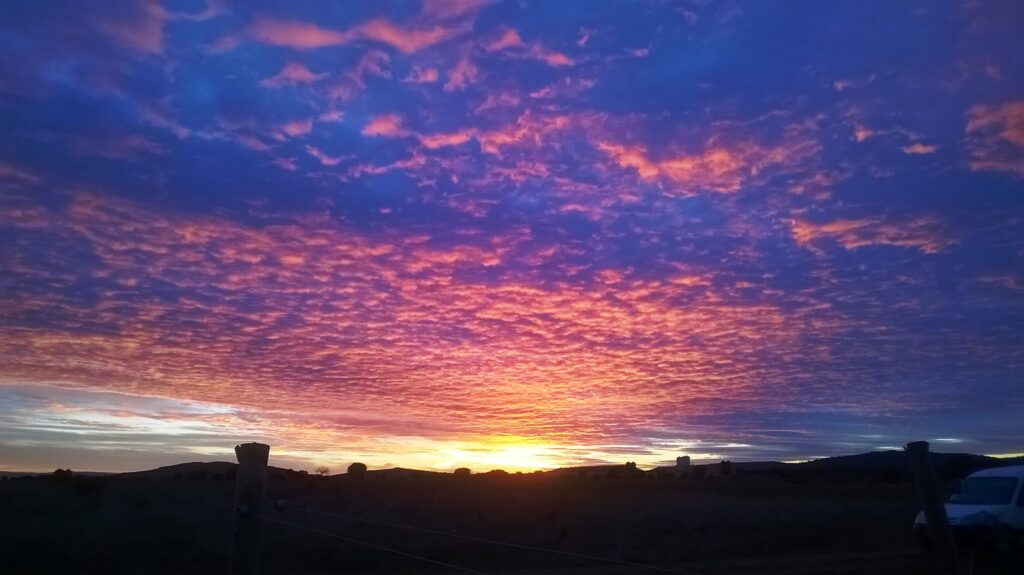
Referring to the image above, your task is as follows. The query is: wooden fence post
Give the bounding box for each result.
[905,440,960,575]
[230,442,270,575]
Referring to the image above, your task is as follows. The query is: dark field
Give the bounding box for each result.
[0,464,960,575]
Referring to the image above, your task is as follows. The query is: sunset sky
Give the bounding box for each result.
[1,0,1022,473]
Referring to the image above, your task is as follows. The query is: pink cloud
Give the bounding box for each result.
[966,100,1024,177]
[902,143,938,155]
[362,114,407,137]
[206,33,242,54]
[248,18,349,50]
[319,110,344,122]
[485,28,574,67]
[405,67,440,84]
[420,0,488,21]
[486,29,524,52]
[305,145,345,166]
[597,143,661,179]
[328,50,391,101]
[96,2,167,55]
[278,119,314,138]
[0,163,41,185]
[419,130,475,149]
[790,216,952,254]
[272,156,299,171]
[248,16,466,54]
[355,18,463,53]
[853,124,874,142]
[261,62,327,88]
[598,135,815,194]
[444,56,479,91]
[139,107,190,139]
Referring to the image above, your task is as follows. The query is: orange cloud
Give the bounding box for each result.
[598,136,811,194]
[853,124,874,142]
[790,216,952,254]
[597,142,661,179]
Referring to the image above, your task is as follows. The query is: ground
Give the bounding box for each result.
[0,467,1017,574]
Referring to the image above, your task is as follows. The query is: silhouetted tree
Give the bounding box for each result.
[720,460,732,475]
[347,462,367,479]
[314,466,330,477]
[53,468,73,481]
[454,467,471,477]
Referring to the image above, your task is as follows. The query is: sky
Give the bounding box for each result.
[0,0,1022,474]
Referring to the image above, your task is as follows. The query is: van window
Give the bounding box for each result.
[948,477,1018,505]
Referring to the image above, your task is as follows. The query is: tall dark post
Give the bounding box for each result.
[905,440,960,575]
[230,442,270,575]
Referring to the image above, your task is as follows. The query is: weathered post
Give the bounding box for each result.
[230,442,270,575]
[905,440,960,575]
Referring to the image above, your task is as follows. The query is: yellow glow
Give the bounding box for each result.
[432,440,565,472]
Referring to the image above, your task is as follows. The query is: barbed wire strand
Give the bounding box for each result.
[287,506,684,574]
[252,512,488,575]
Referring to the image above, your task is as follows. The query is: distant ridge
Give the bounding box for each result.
[6,450,1022,479]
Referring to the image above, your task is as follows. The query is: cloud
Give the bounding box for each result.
[167,0,227,22]
[598,136,814,194]
[327,50,391,101]
[405,67,440,84]
[362,114,408,137]
[0,163,41,185]
[790,216,952,254]
[486,28,523,52]
[419,130,476,149]
[853,124,874,142]
[903,143,938,154]
[965,100,1024,177]
[420,0,489,21]
[261,62,327,88]
[444,56,479,91]
[248,16,465,53]
[277,119,314,138]
[305,145,345,166]
[71,134,167,159]
[356,18,464,53]
[485,28,574,67]
[248,18,350,49]
[95,2,167,55]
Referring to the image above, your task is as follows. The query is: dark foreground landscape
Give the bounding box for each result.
[2,451,1023,574]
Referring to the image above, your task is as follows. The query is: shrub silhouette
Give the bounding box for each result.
[347,462,367,479]
[53,468,73,481]
[453,467,471,477]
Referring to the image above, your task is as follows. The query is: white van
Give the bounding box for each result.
[914,465,1024,534]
